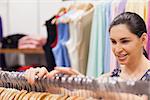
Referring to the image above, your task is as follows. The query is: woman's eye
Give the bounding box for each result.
[111,40,117,44]
[121,40,129,43]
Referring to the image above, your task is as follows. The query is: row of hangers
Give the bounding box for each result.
[51,3,94,24]
[0,70,149,99]
[0,87,88,100]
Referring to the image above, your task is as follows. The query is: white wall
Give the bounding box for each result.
[0,0,73,38]
[8,0,38,36]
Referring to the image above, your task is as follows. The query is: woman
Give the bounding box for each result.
[24,12,150,99]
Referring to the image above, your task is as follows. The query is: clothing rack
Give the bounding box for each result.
[0,71,149,99]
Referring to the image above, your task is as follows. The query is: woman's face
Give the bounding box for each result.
[110,24,143,65]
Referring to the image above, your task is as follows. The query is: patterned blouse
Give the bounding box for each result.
[110,68,150,81]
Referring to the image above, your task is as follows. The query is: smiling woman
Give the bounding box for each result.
[24,12,150,100]
[110,24,145,65]
[108,12,149,81]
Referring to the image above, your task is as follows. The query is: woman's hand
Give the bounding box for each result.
[51,67,84,77]
[23,67,49,84]
[23,66,84,84]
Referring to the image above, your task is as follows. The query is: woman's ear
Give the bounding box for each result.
[140,33,147,49]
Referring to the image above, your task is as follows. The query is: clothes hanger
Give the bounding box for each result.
[17,90,28,100]
[0,71,149,99]
[51,7,68,24]
[14,90,27,100]
[9,89,19,100]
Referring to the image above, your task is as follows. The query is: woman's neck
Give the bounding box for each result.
[121,55,150,80]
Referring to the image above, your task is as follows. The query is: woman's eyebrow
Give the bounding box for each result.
[120,37,130,40]
[110,37,130,40]
[110,38,114,40]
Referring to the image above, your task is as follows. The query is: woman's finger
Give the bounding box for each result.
[54,67,84,76]
[24,67,42,84]
[24,68,34,81]
[46,70,60,78]
[54,67,78,75]
[36,67,48,78]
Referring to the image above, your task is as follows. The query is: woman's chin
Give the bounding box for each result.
[118,60,127,65]
[119,62,126,65]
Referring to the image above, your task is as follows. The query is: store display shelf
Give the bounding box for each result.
[0,48,44,54]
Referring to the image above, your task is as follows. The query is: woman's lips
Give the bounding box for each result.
[117,54,127,60]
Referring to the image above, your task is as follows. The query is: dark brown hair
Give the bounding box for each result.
[109,12,148,59]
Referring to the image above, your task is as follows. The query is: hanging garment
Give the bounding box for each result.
[57,3,93,24]
[43,45,56,71]
[66,8,94,75]
[43,16,57,71]
[87,3,106,77]
[0,16,2,41]
[103,0,112,73]
[52,23,71,67]
[117,0,127,15]
[144,0,149,25]
[59,10,86,23]
[110,0,122,21]
[125,0,146,20]
[0,16,6,68]
[45,16,58,48]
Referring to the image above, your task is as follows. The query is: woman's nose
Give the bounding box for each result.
[114,44,123,53]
